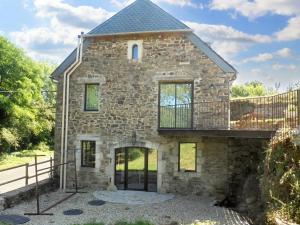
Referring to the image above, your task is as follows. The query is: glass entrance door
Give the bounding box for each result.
[127,148,145,190]
[115,147,157,191]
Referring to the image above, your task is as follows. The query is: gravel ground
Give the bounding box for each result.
[0,190,251,225]
[93,190,174,205]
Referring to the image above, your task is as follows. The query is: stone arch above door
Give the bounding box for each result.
[111,140,161,151]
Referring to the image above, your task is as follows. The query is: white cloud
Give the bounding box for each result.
[33,0,113,29]
[110,0,134,8]
[243,53,273,63]
[209,0,300,41]
[272,63,297,71]
[111,0,203,9]
[185,21,272,61]
[275,48,292,58]
[9,0,113,63]
[243,48,293,63]
[275,16,300,41]
[210,0,300,20]
[156,0,203,8]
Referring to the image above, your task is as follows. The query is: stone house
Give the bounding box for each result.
[52,0,271,201]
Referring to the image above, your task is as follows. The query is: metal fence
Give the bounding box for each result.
[230,89,300,131]
[159,89,300,131]
[0,157,54,194]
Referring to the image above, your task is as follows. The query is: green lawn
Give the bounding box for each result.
[116,149,158,171]
[116,144,196,172]
[179,143,196,171]
[0,143,53,170]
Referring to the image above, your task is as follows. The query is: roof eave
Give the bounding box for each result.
[83,29,193,38]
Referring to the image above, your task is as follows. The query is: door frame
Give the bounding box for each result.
[114,147,156,192]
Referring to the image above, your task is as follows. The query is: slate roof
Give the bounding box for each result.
[88,0,191,35]
[51,0,236,79]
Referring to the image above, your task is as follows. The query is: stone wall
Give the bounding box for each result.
[157,134,268,199]
[54,32,240,197]
[0,179,57,211]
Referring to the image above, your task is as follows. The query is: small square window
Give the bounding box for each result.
[84,84,99,111]
[179,143,197,172]
[81,141,96,168]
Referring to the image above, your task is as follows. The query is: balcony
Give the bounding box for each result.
[158,89,300,138]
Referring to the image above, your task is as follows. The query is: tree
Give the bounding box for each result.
[231,81,276,98]
[0,36,56,153]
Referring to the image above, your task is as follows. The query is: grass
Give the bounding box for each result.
[116,144,196,172]
[179,143,196,171]
[116,149,158,171]
[0,143,53,170]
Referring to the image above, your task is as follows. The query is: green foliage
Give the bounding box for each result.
[189,221,217,225]
[261,136,300,224]
[231,81,276,98]
[115,220,154,225]
[0,36,56,153]
[0,142,53,170]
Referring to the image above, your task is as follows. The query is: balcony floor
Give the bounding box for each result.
[158,129,275,139]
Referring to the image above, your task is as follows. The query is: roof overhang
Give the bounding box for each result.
[83,29,193,38]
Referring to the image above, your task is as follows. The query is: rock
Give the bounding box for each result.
[292,133,300,146]
[245,196,257,204]
[0,196,5,211]
[165,221,179,225]
[106,182,118,192]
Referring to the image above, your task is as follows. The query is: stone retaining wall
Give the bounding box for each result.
[0,179,58,211]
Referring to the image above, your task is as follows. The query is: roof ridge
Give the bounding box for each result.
[140,0,190,30]
[89,0,190,35]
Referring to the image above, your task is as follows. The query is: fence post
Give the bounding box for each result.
[297,89,300,129]
[50,157,53,180]
[25,163,29,186]
[34,155,40,214]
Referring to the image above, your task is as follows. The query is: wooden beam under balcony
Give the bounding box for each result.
[157,129,275,139]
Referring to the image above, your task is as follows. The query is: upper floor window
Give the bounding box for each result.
[159,82,193,128]
[81,140,96,168]
[132,44,139,60]
[84,84,99,111]
[128,40,143,62]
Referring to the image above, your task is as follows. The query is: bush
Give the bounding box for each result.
[261,135,300,224]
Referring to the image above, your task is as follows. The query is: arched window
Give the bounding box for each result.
[132,44,139,60]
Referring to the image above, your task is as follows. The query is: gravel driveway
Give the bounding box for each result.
[0,190,251,225]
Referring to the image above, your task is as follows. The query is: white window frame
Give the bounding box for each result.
[127,40,143,62]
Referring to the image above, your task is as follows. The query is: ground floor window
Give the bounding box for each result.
[81,141,96,167]
[179,143,197,172]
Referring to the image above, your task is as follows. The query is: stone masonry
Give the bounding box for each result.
[54,32,268,198]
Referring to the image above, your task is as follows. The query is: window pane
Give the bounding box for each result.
[82,141,96,167]
[160,84,176,128]
[176,84,192,128]
[159,83,193,128]
[132,45,139,60]
[85,84,99,111]
[179,143,196,172]
[176,84,192,104]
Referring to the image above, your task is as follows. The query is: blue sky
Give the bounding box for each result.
[0,0,300,90]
